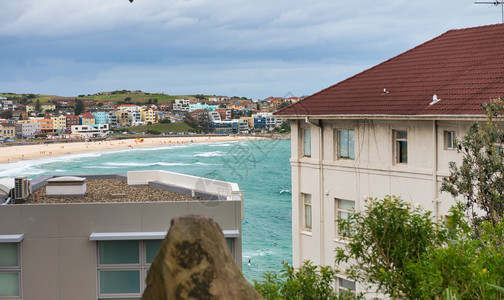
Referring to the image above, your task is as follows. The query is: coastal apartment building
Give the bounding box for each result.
[25,103,56,113]
[71,124,110,138]
[65,115,80,131]
[172,99,190,112]
[0,171,244,299]
[140,107,158,124]
[92,111,109,125]
[15,122,41,138]
[51,115,67,133]
[35,118,53,134]
[80,112,96,125]
[0,123,15,139]
[275,23,504,294]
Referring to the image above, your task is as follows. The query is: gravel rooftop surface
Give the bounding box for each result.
[26,179,200,204]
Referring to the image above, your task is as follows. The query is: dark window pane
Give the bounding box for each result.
[99,270,140,294]
[99,241,139,265]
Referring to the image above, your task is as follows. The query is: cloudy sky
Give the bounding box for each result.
[0,0,500,99]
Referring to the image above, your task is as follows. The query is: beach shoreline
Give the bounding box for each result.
[0,135,267,164]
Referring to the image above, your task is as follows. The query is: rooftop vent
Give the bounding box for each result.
[429,94,441,105]
[13,177,31,202]
[46,176,87,197]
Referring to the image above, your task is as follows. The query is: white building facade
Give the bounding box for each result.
[275,23,504,295]
[71,124,110,138]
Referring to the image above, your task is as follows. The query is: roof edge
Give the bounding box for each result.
[275,114,488,121]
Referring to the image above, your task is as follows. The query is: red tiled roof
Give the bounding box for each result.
[275,23,504,117]
[80,112,95,118]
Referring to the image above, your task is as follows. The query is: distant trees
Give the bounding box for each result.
[74,100,85,115]
[0,110,13,119]
[35,99,41,112]
[274,122,290,133]
[182,113,211,133]
[183,113,199,130]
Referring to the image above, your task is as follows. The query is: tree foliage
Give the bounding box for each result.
[35,99,41,112]
[0,110,13,119]
[74,100,85,115]
[335,196,504,299]
[441,98,504,230]
[254,261,359,300]
[335,196,449,299]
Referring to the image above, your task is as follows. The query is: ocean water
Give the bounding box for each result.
[0,138,292,282]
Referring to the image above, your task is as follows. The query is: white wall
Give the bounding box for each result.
[290,118,471,268]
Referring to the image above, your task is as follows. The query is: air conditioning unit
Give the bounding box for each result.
[14,177,30,201]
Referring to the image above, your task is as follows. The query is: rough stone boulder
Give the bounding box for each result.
[142,215,262,300]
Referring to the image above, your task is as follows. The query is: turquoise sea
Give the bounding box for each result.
[0,138,292,282]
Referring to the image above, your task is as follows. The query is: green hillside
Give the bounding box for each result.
[79,92,179,105]
[0,91,214,105]
[0,93,59,103]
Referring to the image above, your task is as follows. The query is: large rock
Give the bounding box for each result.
[142,215,262,300]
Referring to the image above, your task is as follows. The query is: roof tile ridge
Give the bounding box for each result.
[275,28,456,115]
[448,22,504,32]
[275,23,504,116]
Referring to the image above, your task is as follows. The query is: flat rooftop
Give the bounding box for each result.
[29,178,200,204]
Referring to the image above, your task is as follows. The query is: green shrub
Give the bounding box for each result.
[146,129,161,135]
[335,196,504,299]
[254,261,361,300]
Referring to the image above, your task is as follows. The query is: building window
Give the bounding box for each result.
[302,193,312,231]
[226,238,236,259]
[0,243,21,298]
[336,129,355,160]
[303,128,312,157]
[335,199,355,238]
[97,240,162,299]
[394,130,408,164]
[337,277,356,296]
[444,131,456,150]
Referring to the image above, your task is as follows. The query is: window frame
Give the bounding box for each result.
[444,131,456,150]
[335,198,355,239]
[336,129,355,160]
[302,128,311,157]
[96,240,161,299]
[394,130,408,164]
[337,277,356,296]
[302,193,312,231]
[0,242,22,299]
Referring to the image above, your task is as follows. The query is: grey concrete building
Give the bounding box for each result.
[0,171,243,299]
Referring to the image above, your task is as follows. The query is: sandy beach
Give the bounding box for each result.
[0,135,265,164]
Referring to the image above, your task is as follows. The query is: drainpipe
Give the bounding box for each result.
[433,120,440,220]
[305,117,325,265]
